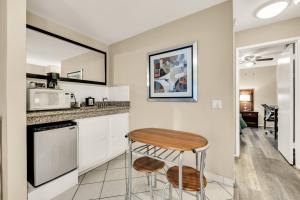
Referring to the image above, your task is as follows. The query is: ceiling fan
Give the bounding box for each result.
[240,55,274,66]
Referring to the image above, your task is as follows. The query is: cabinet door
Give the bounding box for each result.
[76,116,108,172]
[108,113,129,158]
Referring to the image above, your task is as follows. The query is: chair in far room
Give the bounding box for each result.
[261,104,279,139]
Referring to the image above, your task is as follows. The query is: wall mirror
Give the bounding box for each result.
[26,25,107,85]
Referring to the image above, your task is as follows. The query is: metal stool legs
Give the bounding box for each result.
[148,172,155,200]
[169,184,172,200]
[147,173,150,186]
[161,183,170,200]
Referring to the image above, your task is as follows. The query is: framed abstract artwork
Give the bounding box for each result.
[147,41,198,102]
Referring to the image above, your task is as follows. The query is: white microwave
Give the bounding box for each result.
[27,88,71,111]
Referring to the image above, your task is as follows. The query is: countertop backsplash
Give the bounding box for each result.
[26,78,129,102]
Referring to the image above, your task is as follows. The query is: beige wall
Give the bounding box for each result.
[236,17,300,47]
[0,0,27,199]
[27,12,110,84]
[61,51,105,82]
[240,66,277,126]
[110,1,234,179]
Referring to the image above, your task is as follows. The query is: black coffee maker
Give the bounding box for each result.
[46,73,60,89]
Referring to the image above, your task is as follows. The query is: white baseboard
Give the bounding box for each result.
[28,170,78,200]
[205,171,234,187]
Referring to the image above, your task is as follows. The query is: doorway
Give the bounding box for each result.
[235,38,300,168]
[235,38,300,199]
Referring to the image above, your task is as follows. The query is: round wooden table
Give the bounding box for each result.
[126,128,208,200]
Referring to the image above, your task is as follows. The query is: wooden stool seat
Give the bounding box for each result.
[133,157,165,173]
[166,166,207,192]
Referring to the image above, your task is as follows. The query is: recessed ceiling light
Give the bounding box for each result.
[255,0,289,19]
[294,0,300,5]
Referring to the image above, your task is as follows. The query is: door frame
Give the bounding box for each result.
[235,37,300,169]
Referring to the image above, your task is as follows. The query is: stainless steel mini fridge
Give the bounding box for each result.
[27,121,78,187]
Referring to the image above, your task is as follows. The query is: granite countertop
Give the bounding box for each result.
[27,101,130,125]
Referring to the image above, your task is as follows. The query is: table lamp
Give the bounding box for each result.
[240,94,251,111]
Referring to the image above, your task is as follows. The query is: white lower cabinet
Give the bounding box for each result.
[108,113,129,158]
[76,116,109,172]
[76,113,129,173]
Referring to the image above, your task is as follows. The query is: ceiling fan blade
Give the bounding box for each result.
[256,58,274,61]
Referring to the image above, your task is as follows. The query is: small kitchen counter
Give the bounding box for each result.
[27,101,130,125]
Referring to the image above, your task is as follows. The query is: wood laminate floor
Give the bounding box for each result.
[235,128,300,200]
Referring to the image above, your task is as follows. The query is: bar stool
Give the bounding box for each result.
[162,144,209,200]
[162,166,207,200]
[133,156,165,199]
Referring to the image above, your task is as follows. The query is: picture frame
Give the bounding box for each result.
[67,69,83,80]
[147,41,198,102]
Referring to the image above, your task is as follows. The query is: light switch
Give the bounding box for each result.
[218,100,223,109]
[212,100,222,109]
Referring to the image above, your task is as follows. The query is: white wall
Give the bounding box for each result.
[109,86,130,101]
[240,66,277,126]
[27,78,129,102]
[59,82,109,102]
[60,82,129,101]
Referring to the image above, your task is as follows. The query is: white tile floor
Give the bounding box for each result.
[53,154,234,200]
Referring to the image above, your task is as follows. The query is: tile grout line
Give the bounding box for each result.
[75,171,214,200]
[72,173,86,200]
[99,189,212,200]
[129,189,163,200]
[164,187,211,200]
[105,175,145,183]
[79,181,105,186]
[216,182,234,197]
[72,172,213,200]
[99,194,124,199]
[98,193,142,200]
[99,161,109,199]
[70,154,231,200]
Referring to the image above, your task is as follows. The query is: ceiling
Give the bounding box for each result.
[236,0,300,31]
[27,0,227,45]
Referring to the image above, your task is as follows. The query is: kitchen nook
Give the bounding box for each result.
[1,1,236,200]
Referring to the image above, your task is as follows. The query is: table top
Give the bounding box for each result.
[128,128,208,152]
